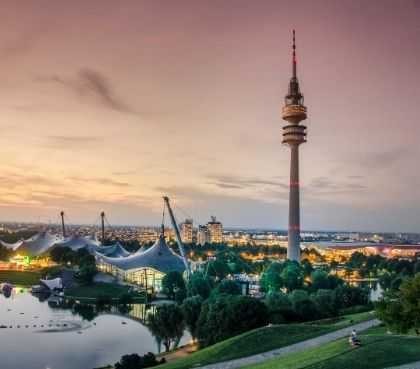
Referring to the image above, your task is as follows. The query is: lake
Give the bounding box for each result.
[0,288,190,369]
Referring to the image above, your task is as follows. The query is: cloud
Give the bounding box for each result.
[36,69,136,114]
[45,136,103,149]
[305,176,367,197]
[78,69,136,114]
[207,174,288,190]
[112,171,137,176]
[0,29,43,60]
[67,176,130,188]
[353,148,411,170]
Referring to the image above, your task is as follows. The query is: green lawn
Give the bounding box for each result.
[65,282,145,301]
[243,326,420,369]
[0,270,41,285]
[158,312,375,369]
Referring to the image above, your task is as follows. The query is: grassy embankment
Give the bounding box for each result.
[64,282,145,302]
[243,325,420,369]
[0,270,41,286]
[158,311,375,369]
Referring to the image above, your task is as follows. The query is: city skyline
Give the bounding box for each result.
[0,0,420,232]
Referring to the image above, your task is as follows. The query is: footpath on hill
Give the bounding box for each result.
[196,319,381,369]
[386,361,420,369]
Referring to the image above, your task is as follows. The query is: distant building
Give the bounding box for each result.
[197,225,209,246]
[180,219,193,244]
[207,216,223,243]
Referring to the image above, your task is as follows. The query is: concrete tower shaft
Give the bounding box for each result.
[282,30,307,262]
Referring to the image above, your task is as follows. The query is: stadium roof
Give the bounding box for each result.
[96,235,186,274]
[17,231,63,256]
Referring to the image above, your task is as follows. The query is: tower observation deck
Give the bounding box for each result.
[282,30,307,262]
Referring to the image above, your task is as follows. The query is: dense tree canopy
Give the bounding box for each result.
[162,271,186,302]
[376,273,420,333]
[187,272,212,300]
[197,294,268,347]
[181,295,203,340]
[148,304,185,352]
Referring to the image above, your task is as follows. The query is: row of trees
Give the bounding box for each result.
[148,292,269,351]
[150,259,369,352]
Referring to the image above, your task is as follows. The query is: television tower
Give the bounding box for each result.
[282,30,307,262]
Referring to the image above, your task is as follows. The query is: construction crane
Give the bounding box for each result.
[163,196,191,277]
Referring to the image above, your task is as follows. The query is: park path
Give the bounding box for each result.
[386,361,420,369]
[196,319,381,369]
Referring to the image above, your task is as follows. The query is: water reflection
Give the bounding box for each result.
[0,287,190,369]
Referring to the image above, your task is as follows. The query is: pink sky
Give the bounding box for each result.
[0,0,419,231]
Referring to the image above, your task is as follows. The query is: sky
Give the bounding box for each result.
[0,0,419,231]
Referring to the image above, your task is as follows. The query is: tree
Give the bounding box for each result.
[290,289,319,322]
[311,289,337,318]
[207,258,230,280]
[50,246,72,263]
[214,279,242,295]
[187,272,212,300]
[181,295,203,340]
[376,273,420,333]
[332,284,368,309]
[0,245,12,261]
[196,295,268,347]
[75,263,97,285]
[310,270,343,291]
[260,262,284,293]
[281,262,304,292]
[148,304,185,352]
[162,271,186,302]
[301,259,314,278]
[310,270,330,291]
[265,291,293,323]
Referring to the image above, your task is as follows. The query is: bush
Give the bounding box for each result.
[264,291,294,323]
[115,352,163,369]
[340,304,373,315]
[290,289,319,322]
[311,289,337,318]
[214,280,242,296]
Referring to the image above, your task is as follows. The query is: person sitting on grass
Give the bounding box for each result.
[349,329,361,347]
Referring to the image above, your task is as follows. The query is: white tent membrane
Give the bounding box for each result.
[40,277,62,290]
[0,239,24,251]
[15,231,63,256]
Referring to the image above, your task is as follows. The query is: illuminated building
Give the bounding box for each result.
[282,30,308,262]
[197,225,209,246]
[96,232,186,291]
[180,218,193,244]
[207,216,223,243]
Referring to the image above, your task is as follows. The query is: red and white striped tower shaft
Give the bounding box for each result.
[281,30,307,262]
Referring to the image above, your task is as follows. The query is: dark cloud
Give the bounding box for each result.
[36,69,136,114]
[78,69,136,114]
[207,174,288,190]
